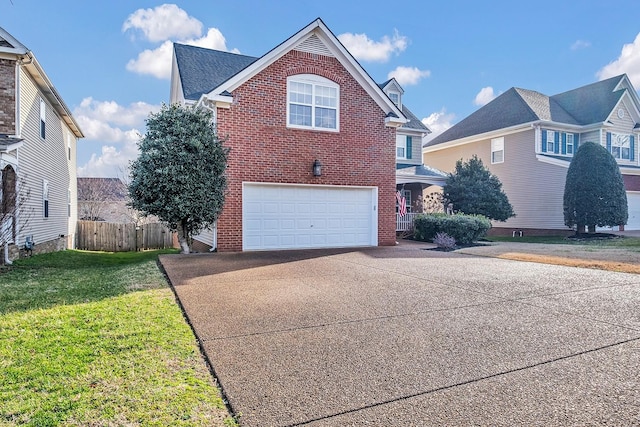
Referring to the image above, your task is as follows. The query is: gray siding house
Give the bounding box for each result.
[424,74,640,234]
[0,27,83,261]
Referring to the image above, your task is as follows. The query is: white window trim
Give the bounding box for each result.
[491,137,504,164]
[286,74,339,132]
[39,98,46,139]
[396,134,407,160]
[566,133,574,155]
[43,179,49,218]
[388,91,401,107]
[546,130,555,153]
[611,132,631,160]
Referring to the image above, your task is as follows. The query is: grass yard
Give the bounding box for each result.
[487,234,640,248]
[0,250,235,426]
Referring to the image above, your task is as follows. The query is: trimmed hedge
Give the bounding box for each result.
[413,213,492,245]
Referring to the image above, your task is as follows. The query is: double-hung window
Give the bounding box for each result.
[287,75,339,131]
[566,133,574,155]
[396,135,413,160]
[491,137,504,164]
[610,133,631,160]
[546,131,555,153]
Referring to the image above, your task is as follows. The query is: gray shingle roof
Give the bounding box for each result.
[400,105,430,132]
[396,163,447,178]
[426,75,627,147]
[174,43,258,101]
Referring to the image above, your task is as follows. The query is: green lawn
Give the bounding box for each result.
[0,250,236,426]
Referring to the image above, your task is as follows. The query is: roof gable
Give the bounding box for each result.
[173,44,257,101]
[0,27,28,55]
[192,18,404,124]
[551,75,625,124]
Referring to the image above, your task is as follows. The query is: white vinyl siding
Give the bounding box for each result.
[426,129,570,230]
[18,67,77,246]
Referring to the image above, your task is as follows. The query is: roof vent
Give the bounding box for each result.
[295,34,334,57]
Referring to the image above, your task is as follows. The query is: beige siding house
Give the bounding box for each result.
[424,75,640,235]
[0,27,83,262]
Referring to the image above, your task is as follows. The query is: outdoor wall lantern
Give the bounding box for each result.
[312,159,322,177]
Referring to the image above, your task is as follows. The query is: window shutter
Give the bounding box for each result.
[561,133,567,154]
[631,135,635,161]
[575,133,580,149]
[554,131,560,154]
[541,130,547,152]
[606,132,612,151]
[406,136,412,159]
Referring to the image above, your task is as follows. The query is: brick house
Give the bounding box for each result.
[1,27,83,262]
[170,19,409,251]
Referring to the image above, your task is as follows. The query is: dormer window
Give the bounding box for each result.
[388,91,401,107]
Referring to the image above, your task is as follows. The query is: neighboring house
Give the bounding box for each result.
[423,74,640,234]
[77,177,131,223]
[378,78,447,230]
[0,27,83,262]
[171,18,411,251]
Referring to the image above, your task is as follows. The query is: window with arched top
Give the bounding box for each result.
[287,74,339,131]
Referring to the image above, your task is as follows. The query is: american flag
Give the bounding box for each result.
[396,190,407,217]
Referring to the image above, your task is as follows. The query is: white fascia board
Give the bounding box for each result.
[396,175,446,185]
[0,28,28,55]
[423,122,535,154]
[536,154,570,168]
[205,18,404,123]
[196,94,233,110]
[620,167,640,176]
[21,53,84,138]
[615,75,640,113]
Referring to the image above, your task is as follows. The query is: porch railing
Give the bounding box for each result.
[396,212,420,232]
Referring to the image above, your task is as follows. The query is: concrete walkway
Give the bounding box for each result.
[160,243,640,426]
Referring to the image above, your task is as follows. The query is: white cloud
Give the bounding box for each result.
[122,4,202,42]
[422,108,456,142]
[75,98,161,177]
[474,86,496,106]
[571,39,591,50]
[597,32,640,88]
[338,30,407,62]
[126,27,233,79]
[388,66,430,86]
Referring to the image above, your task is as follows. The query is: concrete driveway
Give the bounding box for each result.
[160,242,640,426]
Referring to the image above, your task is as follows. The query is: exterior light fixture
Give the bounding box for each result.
[312,159,322,177]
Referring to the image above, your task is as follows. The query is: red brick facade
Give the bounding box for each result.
[623,174,640,191]
[0,58,16,134]
[215,50,397,251]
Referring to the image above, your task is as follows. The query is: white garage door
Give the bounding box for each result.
[626,192,640,230]
[243,183,377,250]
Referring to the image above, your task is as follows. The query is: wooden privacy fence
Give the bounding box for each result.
[76,221,175,252]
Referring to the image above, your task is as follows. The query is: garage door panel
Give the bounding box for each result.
[627,193,640,230]
[243,184,376,250]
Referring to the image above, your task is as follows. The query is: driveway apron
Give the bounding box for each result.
[160,244,640,426]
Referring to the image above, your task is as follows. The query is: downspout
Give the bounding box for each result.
[3,243,11,265]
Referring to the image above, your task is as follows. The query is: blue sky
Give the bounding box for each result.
[3,0,640,177]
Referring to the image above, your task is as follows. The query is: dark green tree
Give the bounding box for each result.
[563,141,627,234]
[443,155,515,221]
[128,104,228,253]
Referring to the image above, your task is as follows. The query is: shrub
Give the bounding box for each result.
[433,232,456,250]
[414,213,492,245]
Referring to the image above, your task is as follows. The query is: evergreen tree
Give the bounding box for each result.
[443,155,515,221]
[563,141,627,234]
[128,104,228,253]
